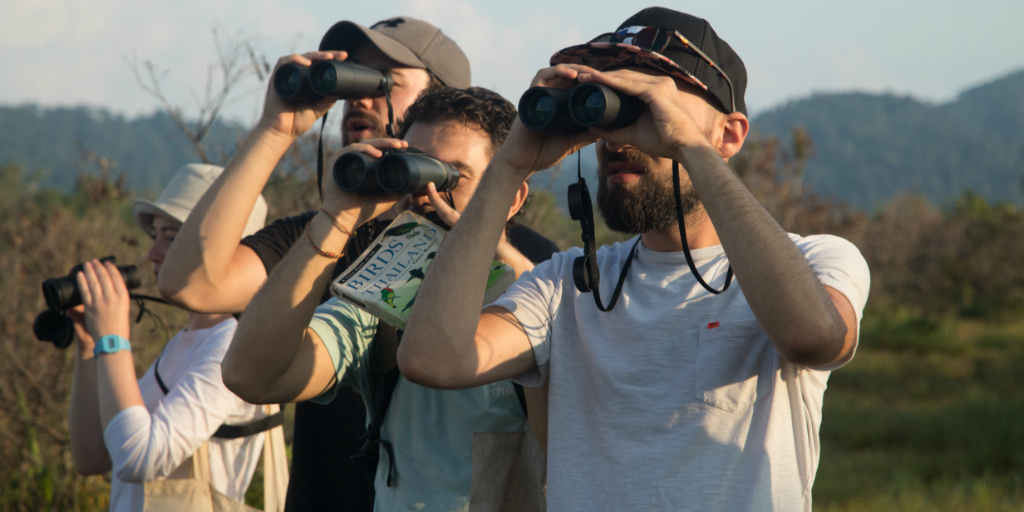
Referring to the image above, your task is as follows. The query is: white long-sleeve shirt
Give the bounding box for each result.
[103,318,264,512]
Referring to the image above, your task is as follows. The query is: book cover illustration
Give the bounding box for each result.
[330,210,515,330]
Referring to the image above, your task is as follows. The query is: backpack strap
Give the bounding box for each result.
[513,383,528,417]
[153,349,286,439]
[352,322,402,487]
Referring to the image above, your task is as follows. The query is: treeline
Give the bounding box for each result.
[754,68,1024,210]
[0,105,244,194]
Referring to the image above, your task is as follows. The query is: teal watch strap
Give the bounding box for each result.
[94,334,132,357]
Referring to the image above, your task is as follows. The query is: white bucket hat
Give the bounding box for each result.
[133,163,268,239]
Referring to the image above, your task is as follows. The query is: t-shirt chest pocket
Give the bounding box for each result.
[695,319,776,412]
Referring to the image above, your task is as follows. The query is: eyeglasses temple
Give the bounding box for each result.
[672,31,736,113]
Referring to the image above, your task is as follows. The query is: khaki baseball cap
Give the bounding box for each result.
[319,16,471,88]
[133,163,267,239]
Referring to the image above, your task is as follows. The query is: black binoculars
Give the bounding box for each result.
[333,148,460,195]
[33,256,141,349]
[273,60,393,100]
[518,83,647,132]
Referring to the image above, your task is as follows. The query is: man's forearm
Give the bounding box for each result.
[159,124,295,311]
[222,213,350,403]
[401,161,529,380]
[680,146,847,365]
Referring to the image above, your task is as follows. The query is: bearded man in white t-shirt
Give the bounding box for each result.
[398,7,871,512]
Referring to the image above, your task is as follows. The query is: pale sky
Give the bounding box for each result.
[2,0,1022,131]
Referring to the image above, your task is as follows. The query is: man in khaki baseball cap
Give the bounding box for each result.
[320,16,471,146]
[157,17,473,512]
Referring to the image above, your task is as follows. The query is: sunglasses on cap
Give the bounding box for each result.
[590,25,736,113]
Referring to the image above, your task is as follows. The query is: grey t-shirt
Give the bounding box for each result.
[491,234,870,512]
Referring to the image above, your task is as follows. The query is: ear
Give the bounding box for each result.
[717,112,749,161]
[507,181,530,221]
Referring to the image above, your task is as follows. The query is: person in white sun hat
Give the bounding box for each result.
[67,163,285,512]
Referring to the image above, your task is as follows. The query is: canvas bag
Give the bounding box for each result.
[468,422,547,512]
[143,404,289,512]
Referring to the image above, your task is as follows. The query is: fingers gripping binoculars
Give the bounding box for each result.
[334,148,460,195]
[273,60,393,100]
[33,256,141,349]
[518,83,647,132]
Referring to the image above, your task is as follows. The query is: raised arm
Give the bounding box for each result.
[158,52,346,314]
[67,305,112,475]
[399,65,598,389]
[580,68,856,367]
[221,148,401,404]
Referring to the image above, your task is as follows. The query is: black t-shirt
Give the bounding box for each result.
[240,210,560,511]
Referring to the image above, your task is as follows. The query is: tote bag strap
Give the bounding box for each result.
[190,441,212,484]
[261,404,289,512]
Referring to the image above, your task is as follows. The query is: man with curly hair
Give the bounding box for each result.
[220,85,557,511]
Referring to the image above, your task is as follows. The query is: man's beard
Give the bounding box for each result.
[340,108,388,146]
[596,149,701,234]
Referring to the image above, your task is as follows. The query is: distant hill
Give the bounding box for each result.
[3,68,1023,210]
[0,105,243,194]
[753,69,1024,210]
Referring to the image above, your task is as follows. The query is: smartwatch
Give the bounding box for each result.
[94,334,132,357]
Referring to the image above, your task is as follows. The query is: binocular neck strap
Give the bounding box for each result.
[572,151,639,312]
[317,114,328,201]
[672,160,733,294]
[383,85,397,138]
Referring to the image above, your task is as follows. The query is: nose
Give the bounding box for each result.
[346,96,374,112]
[602,139,634,153]
[146,239,165,265]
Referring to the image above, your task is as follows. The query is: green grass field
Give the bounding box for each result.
[812,312,1024,511]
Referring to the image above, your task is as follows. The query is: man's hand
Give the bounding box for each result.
[321,139,407,233]
[578,68,715,159]
[494,65,601,177]
[424,182,530,275]
[258,51,347,139]
[75,261,131,341]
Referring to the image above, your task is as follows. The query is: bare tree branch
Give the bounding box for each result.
[124,27,267,165]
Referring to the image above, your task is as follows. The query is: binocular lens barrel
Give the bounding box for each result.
[569,83,647,130]
[377,153,460,194]
[518,84,648,132]
[518,87,582,132]
[273,63,317,99]
[333,153,384,193]
[309,61,393,99]
[42,264,141,311]
[332,150,459,195]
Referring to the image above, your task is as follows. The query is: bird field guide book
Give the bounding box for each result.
[330,210,516,330]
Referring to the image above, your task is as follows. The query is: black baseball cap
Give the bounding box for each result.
[320,16,471,89]
[551,7,747,115]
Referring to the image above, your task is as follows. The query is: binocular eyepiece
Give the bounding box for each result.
[334,148,460,195]
[33,256,141,349]
[518,83,648,132]
[274,60,394,101]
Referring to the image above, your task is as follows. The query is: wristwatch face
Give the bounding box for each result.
[96,335,130,355]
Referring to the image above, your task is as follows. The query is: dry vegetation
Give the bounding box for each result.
[3,128,1024,510]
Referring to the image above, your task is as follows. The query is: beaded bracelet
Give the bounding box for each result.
[305,222,344,259]
[319,208,353,236]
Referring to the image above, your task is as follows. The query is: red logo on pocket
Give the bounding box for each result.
[708,321,720,329]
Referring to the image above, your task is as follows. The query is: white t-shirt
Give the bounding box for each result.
[103,318,265,512]
[491,234,870,512]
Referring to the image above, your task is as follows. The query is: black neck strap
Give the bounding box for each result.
[672,160,733,294]
[570,151,639,312]
[317,113,328,201]
[382,85,397,138]
[569,154,733,310]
